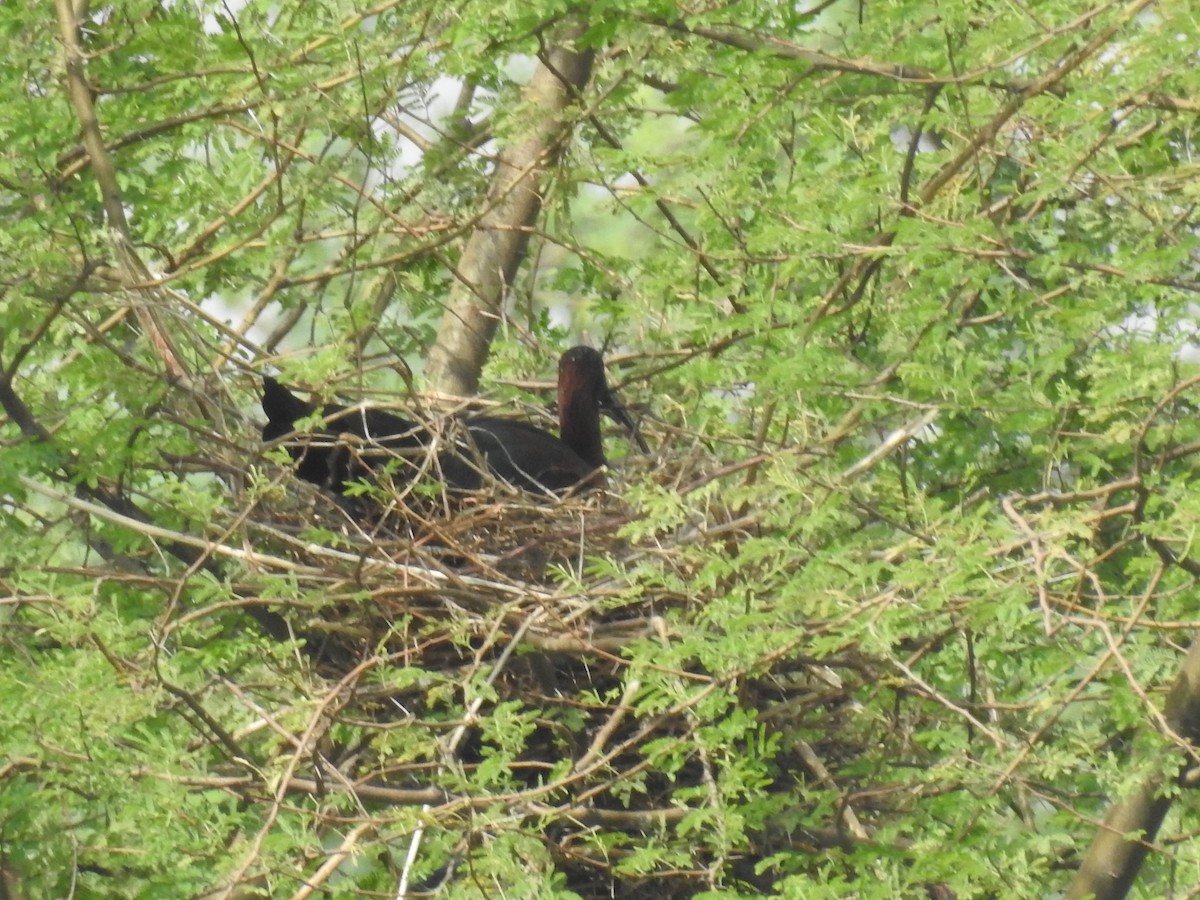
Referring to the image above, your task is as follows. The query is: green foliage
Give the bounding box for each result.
[4,0,1200,897]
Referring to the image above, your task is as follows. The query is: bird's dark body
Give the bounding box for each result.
[454,417,599,492]
[261,347,631,497]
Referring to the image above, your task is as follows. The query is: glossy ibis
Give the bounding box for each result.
[261,346,641,497]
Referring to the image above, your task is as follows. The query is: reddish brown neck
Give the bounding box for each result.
[558,378,605,469]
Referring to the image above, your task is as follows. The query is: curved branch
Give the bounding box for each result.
[54,0,190,382]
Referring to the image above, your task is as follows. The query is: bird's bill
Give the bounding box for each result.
[600,389,651,455]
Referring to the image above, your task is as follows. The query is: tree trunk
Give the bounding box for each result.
[425,21,594,396]
[1067,636,1200,899]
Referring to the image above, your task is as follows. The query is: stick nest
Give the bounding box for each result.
[232,437,881,897]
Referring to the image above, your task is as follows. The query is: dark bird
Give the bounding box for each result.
[261,346,642,497]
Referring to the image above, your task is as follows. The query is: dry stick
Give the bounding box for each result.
[53,0,190,383]
[885,649,1008,746]
[17,474,568,606]
[289,822,375,900]
[214,651,383,899]
[576,678,642,772]
[395,609,546,899]
[140,768,680,824]
[841,409,939,482]
[793,738,870,843]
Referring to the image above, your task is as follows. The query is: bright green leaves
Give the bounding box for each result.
[4,0,1200,896]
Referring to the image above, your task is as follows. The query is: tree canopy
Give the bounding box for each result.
[3,0,1200,897]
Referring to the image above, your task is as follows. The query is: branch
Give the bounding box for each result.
[425,19,594,395]
[1067,636,1200,899]
[53,0,190,382]
[0,358,292,642]
[654,18,935,83]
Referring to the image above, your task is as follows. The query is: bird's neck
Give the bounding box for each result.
[559,393,605,469]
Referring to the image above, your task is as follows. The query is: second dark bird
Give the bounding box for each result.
[261,346,642,497]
